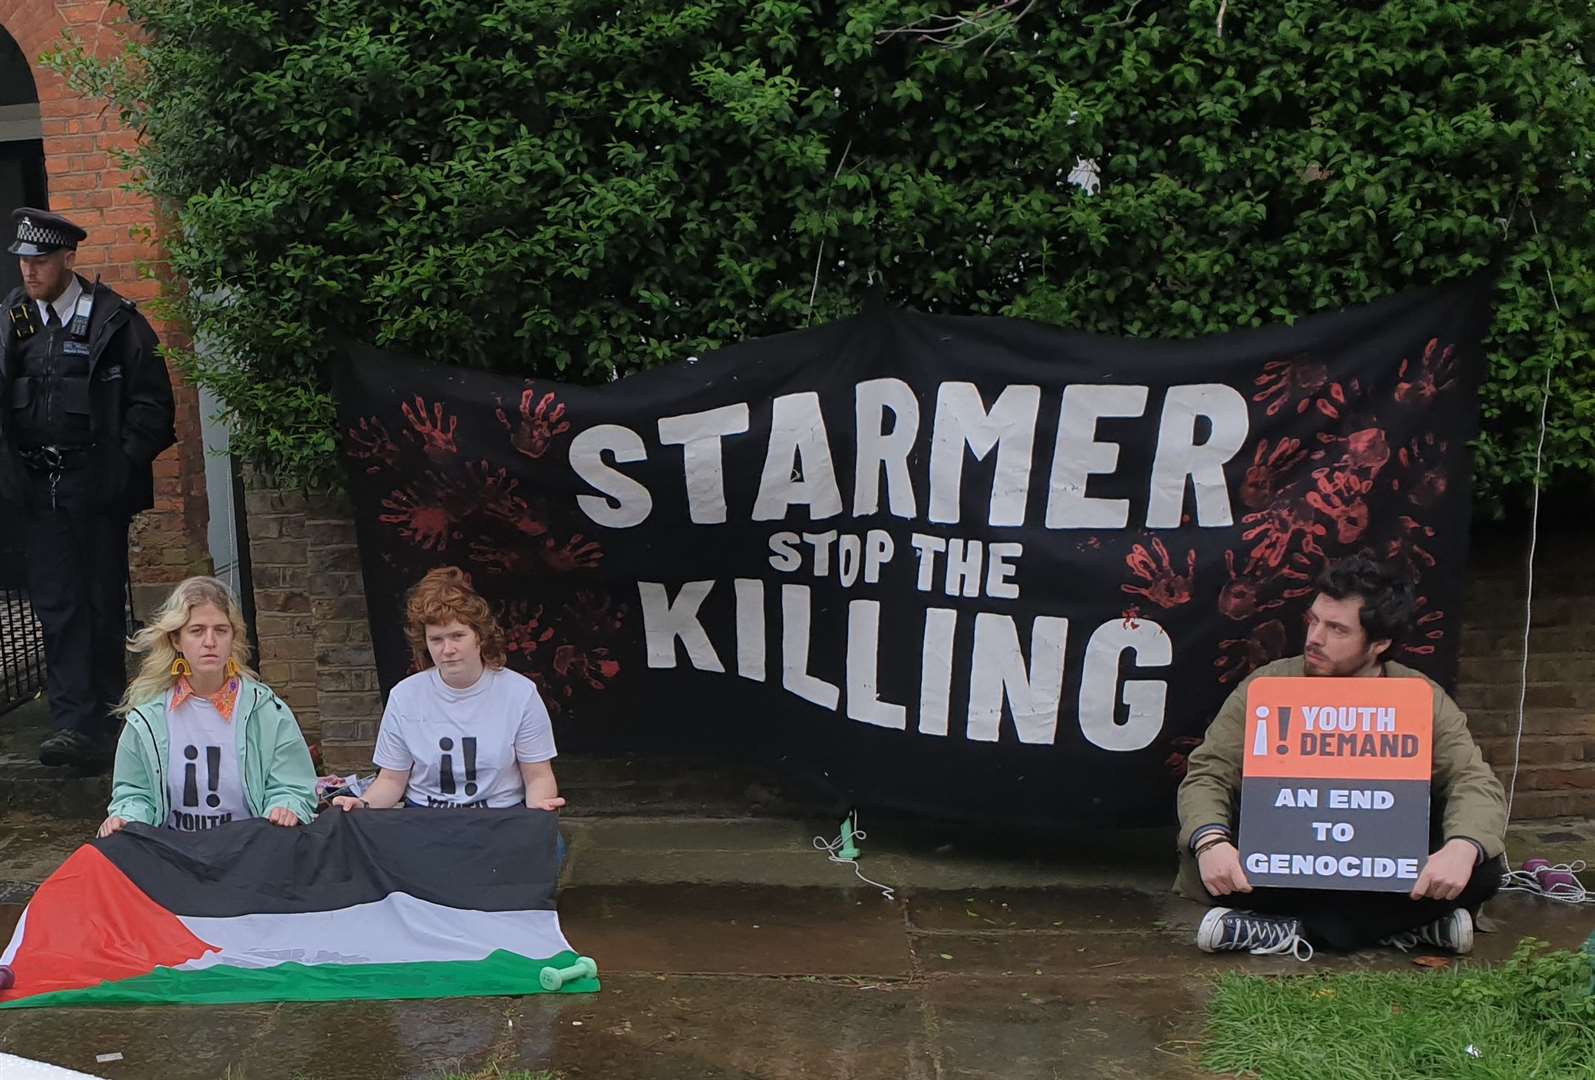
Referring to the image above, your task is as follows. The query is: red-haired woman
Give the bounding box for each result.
[332,567,563,814]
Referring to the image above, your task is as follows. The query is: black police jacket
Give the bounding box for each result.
[0,277,176,513]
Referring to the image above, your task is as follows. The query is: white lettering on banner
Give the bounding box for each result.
[570,424,652,527]
[574,380,1250,530]
[846,600,906,730]
[1046,384,1148,529]
[1078,618,1172,751]
[638,581,723,672]
[768,529,895,583]
[657,403,749,525]
[1145,384,1248,527]
[854,377,919,518]
[639,580,1172,750]
[928,383,1040,526]
[734,578,765,682]
[967,613,1069,744]
[918,607,957,737]
[781,583,839,709]
[753,392,844,521]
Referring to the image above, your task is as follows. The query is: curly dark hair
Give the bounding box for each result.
[404,566,508,670]
[1314,552,1417,649]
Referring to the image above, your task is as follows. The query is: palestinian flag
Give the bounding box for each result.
[0,809,597,1007]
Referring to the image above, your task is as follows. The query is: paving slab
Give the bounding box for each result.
[0,1003,279,1079]
[558,886,912,977]
[507,975,935,1080]
[925,975,1211,1080]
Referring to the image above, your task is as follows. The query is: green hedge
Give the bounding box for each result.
[52,0,1595,511]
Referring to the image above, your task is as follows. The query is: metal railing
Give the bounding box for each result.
[0,528,45,714]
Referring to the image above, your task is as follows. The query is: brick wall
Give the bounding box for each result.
[3,1,211,603]
[242,470,380,763]
[1457,528,1595,820]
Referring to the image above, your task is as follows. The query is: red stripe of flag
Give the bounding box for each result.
[1,846,214,1003]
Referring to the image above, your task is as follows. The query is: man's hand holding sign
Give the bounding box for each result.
[1177,554,1507,960]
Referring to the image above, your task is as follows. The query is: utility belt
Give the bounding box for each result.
[18,443,96,473]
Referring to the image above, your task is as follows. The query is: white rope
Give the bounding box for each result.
[1500,861,1595,906]
[1506,209,1559,825]
[812,818,896,901]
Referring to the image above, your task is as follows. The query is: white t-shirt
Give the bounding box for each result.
[165,693,251,831]
[373,666,557,809]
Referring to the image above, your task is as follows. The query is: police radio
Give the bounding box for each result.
[68,275,98,339]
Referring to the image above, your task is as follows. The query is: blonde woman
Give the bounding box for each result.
[97,576,317,838]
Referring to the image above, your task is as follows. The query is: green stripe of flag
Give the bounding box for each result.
[1,949,598,1009]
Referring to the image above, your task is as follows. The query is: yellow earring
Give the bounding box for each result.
[170,656,192,677]
[225,658,240,679]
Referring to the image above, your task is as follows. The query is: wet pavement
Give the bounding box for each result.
[4,693,1595,1078]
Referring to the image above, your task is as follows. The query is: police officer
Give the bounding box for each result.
[0,208,176,769]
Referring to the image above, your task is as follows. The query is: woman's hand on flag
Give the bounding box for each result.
[97,816,126,839]
[267,807,302,827]
[331,796,368,812]
[528,796,566,813]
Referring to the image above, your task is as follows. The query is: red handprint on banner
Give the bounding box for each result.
[1394,434,1449,508]
[399,395,459,462]
[1311,427,1391,482]
[468,542,524,574]
[1121,539,1196,609]
[379,484,459,551]
[1214,619,1290,684]
[1218,549,1286,621]
[539,533,604,572]
[1384,515,1437,575]
[1305,483,1369,545]
[1240,498,1326,572]
[497,387,571,460]
[483,492,551,540]
[1252,355,1357,419]
[1395,339,1458,405]
[553,643,621,690]
[346,417,400,473]
[503,603,556,661]
[1401,600,1446,657]
[1240,437,1306,510]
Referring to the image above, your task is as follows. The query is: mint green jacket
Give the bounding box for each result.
[108,677,318,826]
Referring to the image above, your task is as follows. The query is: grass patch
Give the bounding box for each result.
[438,1071,558,1080]
[1203,939,1595,1080]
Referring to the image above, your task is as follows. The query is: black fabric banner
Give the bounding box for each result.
[336,278,1490,826]
[104,810,562,916]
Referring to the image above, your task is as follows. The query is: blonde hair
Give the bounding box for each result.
[404,566,507,671]
[118,576,258,715]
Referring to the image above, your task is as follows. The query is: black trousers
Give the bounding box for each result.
[23,468,130,739]
[1206,855,1506,951]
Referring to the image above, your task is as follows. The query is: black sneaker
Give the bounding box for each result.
[38,729,113,771]
[1381,908,1474,954]
[1196,907,1314,961]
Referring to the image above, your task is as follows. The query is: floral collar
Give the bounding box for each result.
[171,675,241,722]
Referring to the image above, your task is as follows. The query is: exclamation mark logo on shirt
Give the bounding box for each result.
[439,737,457,794]
[183,745,200,806]
[462,737,478,798]
[206,746,222,807]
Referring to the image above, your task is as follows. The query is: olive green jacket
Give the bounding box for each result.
[1173,656,1506,901]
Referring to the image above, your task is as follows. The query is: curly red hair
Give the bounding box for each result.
[404,566,507,671]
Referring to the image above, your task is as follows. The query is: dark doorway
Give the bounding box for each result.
[0,27,47,300]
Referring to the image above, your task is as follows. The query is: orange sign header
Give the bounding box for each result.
[1241,676,1433,782]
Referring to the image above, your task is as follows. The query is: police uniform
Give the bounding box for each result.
[0,208,176,768]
